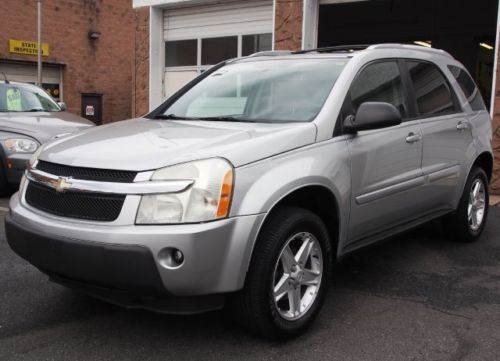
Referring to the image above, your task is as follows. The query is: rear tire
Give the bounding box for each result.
[231,206,333,339]
[443,167,489,242]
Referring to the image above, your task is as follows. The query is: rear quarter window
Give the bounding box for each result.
[447,65,487,112]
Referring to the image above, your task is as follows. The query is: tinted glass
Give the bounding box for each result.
[350,61,408,119]
[0,83,61,112]
[407,61,457,116]
[242,33,273,56]
[165,40,197,67]
[448,65,486,111]
[201,37,238,65]
[161,59,348,123]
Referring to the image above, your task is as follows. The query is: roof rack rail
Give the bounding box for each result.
[248,50,292,57]
[367,43,453,58]
[248,43,453,59]
[294,45,370,54]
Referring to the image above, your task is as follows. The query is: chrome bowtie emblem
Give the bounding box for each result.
[53,177,72,193]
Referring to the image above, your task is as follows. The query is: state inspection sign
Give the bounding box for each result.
[9,39,49,56]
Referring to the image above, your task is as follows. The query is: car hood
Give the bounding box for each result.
[40,118,317,170]
[0,111,94,143]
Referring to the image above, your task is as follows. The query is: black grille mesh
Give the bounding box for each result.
[36,161,137,183]
[26,182,125,222]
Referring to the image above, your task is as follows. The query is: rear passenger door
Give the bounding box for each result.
[404,60,473,211]
[345,60,425,244]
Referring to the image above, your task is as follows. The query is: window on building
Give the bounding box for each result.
[165,33,273,69]
[406,61,458,117]
[242,33,273,56]
[164,33,273,98]
[448,65,486,112]
[349,61,408,119]
[165,40,197,67]
[201,36,238,65]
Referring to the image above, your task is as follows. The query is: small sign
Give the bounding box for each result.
[9,39,49,56]
[85,105,95,116]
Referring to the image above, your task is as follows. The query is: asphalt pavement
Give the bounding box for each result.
[0,194,499,361]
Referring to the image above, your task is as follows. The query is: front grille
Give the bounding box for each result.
[25,181,125,222]
[36,160,137,183]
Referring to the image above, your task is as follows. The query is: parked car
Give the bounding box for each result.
[0,80,94,192]
[5,44,493,339]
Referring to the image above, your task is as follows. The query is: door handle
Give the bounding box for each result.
[405,132,422,144]
[456,121,470,131]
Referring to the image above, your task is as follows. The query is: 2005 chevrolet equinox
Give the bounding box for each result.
[5,44,493,339]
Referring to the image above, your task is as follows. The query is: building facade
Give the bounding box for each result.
[132,0,500,193]
[0,0,135,124]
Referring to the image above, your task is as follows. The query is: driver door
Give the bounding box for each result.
[344,60,425,245]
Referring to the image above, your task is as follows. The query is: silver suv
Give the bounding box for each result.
[5,44,493,339]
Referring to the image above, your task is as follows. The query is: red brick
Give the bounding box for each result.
[274,0,303,51]
[0,0,134,123]
[132,6,149,117]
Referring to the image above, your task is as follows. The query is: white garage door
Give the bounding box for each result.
[0,61,63,100]
[163,0,273,98]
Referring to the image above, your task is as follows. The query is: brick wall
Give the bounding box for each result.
[0,0,134,123]
[132,6,149,117]
[274,0,303,51]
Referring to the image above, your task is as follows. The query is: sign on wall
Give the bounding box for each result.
[9,39,49,56]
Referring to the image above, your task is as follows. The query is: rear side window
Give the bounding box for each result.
[447,65,486,111]
[406,61,459,117]
[349,61,408,119]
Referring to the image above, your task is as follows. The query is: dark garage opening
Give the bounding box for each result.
[318,0,498,107]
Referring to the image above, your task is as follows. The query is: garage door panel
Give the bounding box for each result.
[164,0,273,41]
[0,62,60,84]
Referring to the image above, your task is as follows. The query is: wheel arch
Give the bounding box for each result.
[255,184,342,260]
[472,151,493,182]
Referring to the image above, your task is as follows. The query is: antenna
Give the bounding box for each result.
[0,72,9,84]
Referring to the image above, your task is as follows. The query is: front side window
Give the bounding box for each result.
[407,61,458,117]
[0,83,61,112]
[448,65,486,112]
[158,58,348,123]
[349,61,408,119]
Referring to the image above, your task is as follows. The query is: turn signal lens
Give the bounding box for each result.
[216,169,233,218]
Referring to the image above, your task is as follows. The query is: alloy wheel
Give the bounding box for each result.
[272,232,323,321]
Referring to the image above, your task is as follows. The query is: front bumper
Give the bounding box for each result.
[7,194,266,311]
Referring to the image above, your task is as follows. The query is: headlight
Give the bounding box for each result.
[4,138,39,153]
[29,144,44,168]
[136,158,234,224]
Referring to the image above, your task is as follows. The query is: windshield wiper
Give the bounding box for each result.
[196,116,261,123]
[154,113,200,120]
[27,108,45,112]
[154,113,268,123]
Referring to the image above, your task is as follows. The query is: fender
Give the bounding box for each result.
[230,137,352,281]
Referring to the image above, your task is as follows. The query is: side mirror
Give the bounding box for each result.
[343,102,402,133]
[57,101,67,111]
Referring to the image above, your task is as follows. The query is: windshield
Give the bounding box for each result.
[0,82,61,112]
[157,58,348,123]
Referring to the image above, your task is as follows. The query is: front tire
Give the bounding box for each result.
[0,161,9,196]
[443,166,489,242]
[231,207,333,339]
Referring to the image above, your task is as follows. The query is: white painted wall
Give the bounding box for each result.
[133,0,196,8]
[302,0,319,50]
[149,6,164,111]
